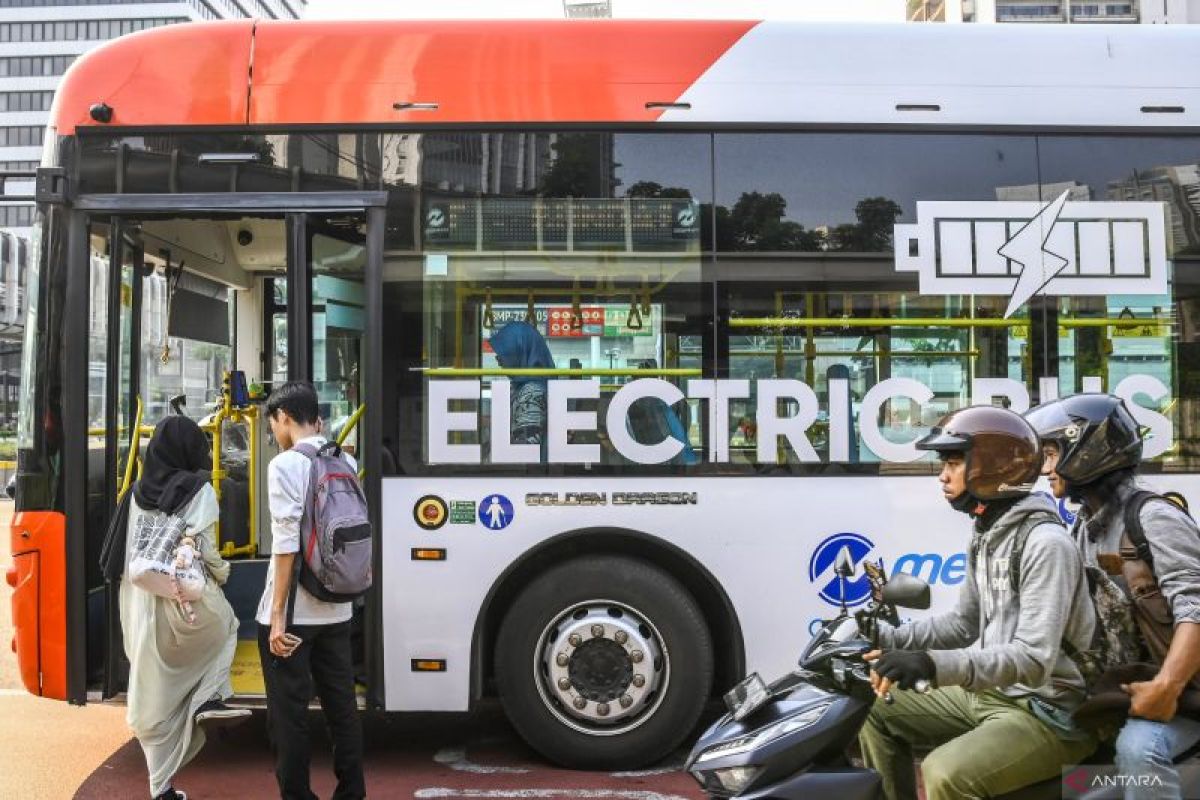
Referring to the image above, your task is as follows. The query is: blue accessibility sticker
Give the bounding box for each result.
[479,494,515,531]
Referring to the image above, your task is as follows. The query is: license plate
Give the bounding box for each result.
[723,672,769,721]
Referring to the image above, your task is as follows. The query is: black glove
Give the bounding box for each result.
[873,650,936,691]
[854,609,877,643]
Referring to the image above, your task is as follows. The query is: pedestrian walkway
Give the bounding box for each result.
[0,501,131,800]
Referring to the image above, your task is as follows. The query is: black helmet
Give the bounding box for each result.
[1023,393,1142,485]
[916,405,1042,500]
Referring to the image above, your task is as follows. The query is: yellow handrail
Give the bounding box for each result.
[728,316,1169,330]
[208,372,260,559]
[730,317,1023,328]
[1059,318,1169,329]
[89,424,155,437]
[116,397,143,502]
[336,403,366,448]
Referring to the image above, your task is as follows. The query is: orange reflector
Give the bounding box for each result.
[411,548,446,561]
[411,659,447,672]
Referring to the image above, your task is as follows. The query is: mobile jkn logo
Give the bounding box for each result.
[894,191,1169,318]
[809,532,967,608]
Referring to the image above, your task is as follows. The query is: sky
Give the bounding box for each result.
[303,0,905,22]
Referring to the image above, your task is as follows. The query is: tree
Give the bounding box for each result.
[625,180,692,199]
[536,133,620,197]
[826,197,903,252]
[716,191,824,251]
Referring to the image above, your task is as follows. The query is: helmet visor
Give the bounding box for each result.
[915,427,970,452]
[1024,400,1076,442]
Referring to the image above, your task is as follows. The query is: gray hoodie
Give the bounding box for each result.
[1074,474,1200,627]
[878,492,1095,711]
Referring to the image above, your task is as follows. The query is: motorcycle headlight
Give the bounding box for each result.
[694,703,832,764]
[691,766,762,795]
[748,702,832,746]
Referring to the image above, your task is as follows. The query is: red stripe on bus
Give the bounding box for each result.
[249,20,756,125]
[50,20,254,135]
[51,19,756,133]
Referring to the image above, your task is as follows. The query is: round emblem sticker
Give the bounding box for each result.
[414,495,448,530]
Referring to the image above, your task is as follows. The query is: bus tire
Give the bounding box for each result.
[494,554,713,769]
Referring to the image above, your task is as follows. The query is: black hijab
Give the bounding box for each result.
[133,415,212,515]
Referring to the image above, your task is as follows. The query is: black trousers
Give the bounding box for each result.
[257,621,365,800]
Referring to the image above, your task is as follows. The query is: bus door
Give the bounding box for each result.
[65,200,384,703]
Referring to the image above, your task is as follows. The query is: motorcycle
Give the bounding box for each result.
[685,547,1200,800]
[685,545,928,799]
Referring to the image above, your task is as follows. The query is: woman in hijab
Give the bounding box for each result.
[490,321,556,446]
[121,415,247,800]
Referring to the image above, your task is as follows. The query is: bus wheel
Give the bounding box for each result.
[495,555,713,769]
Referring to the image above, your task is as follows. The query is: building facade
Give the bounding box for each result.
[0,0,306,237]
[909,0,1200,22]
[0,1,305,407]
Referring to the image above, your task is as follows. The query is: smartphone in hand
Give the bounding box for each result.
[280,632,303,656]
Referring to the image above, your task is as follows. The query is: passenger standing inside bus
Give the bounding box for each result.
[257,381,365,800]
[858,406,1098,800]
[490,321,555,447]
[121,416,250,800]
[1027,395,1200,800]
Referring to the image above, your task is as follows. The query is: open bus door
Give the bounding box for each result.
[62,198,384,705]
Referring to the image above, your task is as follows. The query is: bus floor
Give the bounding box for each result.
[228,639,368,703]
[223,560,366,702]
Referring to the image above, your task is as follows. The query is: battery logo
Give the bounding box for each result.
[894,190,1169,318]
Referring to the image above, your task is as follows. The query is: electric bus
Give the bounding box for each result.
[6,18,1200,768]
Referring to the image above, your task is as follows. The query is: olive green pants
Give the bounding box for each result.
[859,687,1097,800]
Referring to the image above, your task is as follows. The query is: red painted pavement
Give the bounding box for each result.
[74,701,708,799]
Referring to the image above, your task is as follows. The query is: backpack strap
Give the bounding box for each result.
[293,442,319,461]
[969,508,1063,593]
[1122,489,1165,570]
[285,442,320,630]
[1006,508,1089,677]
[1007,509,1064,595]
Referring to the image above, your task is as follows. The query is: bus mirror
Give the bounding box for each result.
[834,546,856,579]
[881,572,931,610]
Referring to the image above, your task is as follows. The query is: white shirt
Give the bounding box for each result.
[255,436,356,626]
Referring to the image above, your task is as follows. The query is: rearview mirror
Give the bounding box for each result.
[881,572,930,610]
[834,546,856,579]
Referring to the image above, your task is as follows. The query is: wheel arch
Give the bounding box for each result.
[469,526,745,707]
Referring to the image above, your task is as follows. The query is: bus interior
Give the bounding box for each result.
[87,212,368,699]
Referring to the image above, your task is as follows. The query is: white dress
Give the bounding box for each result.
[119,484,238,797]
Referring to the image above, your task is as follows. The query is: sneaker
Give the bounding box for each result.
[154,789,187,800]
[194,699,251,728]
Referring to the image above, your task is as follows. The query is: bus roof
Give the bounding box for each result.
[50,20,1200,135]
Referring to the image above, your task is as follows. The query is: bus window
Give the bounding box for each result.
[137,261,233,426]
[1035,135,1200,472]
[310,221,366,457]
[714,133,1042,472]
[385,131,712,475]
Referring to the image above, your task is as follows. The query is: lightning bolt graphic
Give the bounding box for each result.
[998,189,1072,319]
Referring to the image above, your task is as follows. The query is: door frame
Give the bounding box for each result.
[65,192,387,705]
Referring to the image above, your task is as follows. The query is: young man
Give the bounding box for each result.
[858,405,1097,800]
[256,381,365,800]
[1027,394,1200,799]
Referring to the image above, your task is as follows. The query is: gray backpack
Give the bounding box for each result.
[287,441,373,607]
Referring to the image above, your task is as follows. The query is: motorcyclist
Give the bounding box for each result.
[858,405,1097,800]
[1026,393,1200,799]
